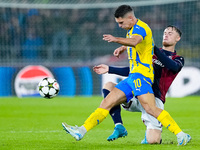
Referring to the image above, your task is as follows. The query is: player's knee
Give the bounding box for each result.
[147,136,161,144]
[146,129,162,144]
[148,139,161,144]
[103,82,116,91]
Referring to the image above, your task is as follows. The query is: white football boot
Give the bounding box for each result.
[177,133,191,146]
[62,122,83,141]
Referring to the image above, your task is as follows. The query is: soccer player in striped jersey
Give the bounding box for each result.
[62,5,190,146]
[93,25,191,144]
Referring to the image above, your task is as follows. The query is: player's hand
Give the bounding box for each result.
[93,64,109,74]
[103,34,117,42]
[113,46,126,58]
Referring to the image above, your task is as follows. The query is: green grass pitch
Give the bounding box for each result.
[0,96,199,150]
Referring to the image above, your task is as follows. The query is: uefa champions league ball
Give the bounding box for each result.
[38,77,60,99]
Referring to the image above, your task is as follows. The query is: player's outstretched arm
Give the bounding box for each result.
[109,66,129,77]
[103,34,142,47]
[93,64,109,74]
[93,64,129,77]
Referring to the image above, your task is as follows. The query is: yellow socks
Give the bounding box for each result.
[83,108,182,135]
[83,108,109,131]
[157,110,182,135]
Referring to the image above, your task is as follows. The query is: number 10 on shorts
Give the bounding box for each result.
[133,78,142,88]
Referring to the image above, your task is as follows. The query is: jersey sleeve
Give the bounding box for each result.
[132,25,147,40]
[108,66,129,76]
[154,46,184,73]
[174,56,184,66]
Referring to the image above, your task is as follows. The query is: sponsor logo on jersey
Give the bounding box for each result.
[152,59,164,67]
[14,65,53,97]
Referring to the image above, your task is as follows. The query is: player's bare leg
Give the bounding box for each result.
[141,129,162,144]
[99,87,127,110]
[137,93,162,118]
[103,82,116,92]
[138,93,191,146]
[62,87,127,141]
[146,129,162,144]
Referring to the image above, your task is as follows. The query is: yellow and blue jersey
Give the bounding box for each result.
[126,19,154,82]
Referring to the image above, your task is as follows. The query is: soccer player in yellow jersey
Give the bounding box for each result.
[62,5,191,146]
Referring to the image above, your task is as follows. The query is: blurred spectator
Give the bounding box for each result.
[0,1,199,64]
[52,29,69,59]
[191,13,200,45]
[27,9,39,17]
[25,8,44,40]
[22,28,43,60]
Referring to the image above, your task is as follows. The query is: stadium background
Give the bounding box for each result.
[0,0,199,97]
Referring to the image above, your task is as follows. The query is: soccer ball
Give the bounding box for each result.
[38,77,60,99]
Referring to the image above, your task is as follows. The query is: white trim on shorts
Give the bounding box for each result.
[121,97,164,131]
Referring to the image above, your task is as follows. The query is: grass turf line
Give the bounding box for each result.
[0,96,199,150]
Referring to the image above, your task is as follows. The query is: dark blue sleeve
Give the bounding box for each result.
[108,66,129,76]
[154,46,184,73]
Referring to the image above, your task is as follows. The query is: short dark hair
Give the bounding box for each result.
[114,5,133,18]
[167,25,182,37]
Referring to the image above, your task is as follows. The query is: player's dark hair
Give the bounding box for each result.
[167,25,182,37]
[114,5,133,18]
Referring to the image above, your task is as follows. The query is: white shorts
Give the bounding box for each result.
[121,97,164,131]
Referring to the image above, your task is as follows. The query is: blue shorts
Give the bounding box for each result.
[115,73,154,102]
